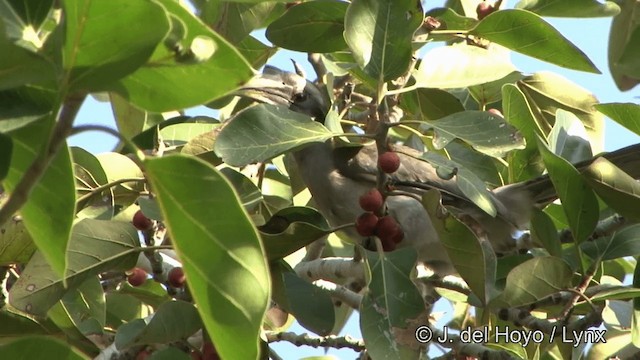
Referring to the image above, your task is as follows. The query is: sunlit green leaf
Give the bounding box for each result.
[471,9,599,73]
[145,155,269,360]
[515,0,620,18]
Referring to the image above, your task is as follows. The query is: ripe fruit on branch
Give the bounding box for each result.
[476,1,496,20]
[168,267,186,288]
[378,151,401,174]
[356,212,379,236]
[376,216,402,246]
[127,267,147,287]
[202,341,221,360]
[132,210,153,231]
[359,188,384,212]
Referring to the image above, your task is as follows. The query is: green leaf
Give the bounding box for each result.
[360,247,424,359]
[0,39,56,90]
[107,0,253,112]
[582,225,640,261]
[235,36,277,69]
[0,310,54,337]
[56,276,106,336]
[548,109,593,164]
[344,0,423,82]
[215,104,333,167]
[0,336,89,360]
[416,44,518,89]
[468,71,524,106]
[0,211,36,265]
[118,280,172,309]
[115,300,201,349]
[515,0,621,17]
[3,118,75,276]
[204,1,284,44]
[423,190,497,304]
[105,293,151,329]
[282,272,335,336]
[420,110,526,158]
[537,137,598,244]
[400,88,465,121]
[634,259,640,347]
[492,256,572,308]
[595,103,640,136]
[159,123,219,148]
[266,0,348,53]
[583,158,640,222]
[471,9,599,73]
[502,84,545,182]
[259,207,333,261]
[530,208,561,257]
[608,0,640,91]
[419,152,497,217]
[8,219,139,317]
[145,155,269,360]
[517,71,604,152]
[110,93,164,143]
[62,0,169,92]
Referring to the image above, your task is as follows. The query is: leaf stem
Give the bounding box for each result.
[76,177,146,205]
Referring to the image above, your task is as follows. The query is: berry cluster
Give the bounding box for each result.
[354,151,404,252]
[476,1,498,20]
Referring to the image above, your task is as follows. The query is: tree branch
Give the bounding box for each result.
[265,331,365,352]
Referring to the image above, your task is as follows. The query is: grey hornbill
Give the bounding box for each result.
[233,66,640,276]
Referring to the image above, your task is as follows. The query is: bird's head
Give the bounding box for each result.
[235,65,329,119]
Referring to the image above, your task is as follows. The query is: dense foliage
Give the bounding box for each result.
[1,0,640,359]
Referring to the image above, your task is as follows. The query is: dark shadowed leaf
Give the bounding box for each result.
[145,155,269,360]
[344,0,423,82]
[8,219,139,317]
[471,9,599,73]
[259,207,333,261]
[608,0,640,91]
[537,137,598,244]
[400,88,465,121]
[515,0,620,18]
[115,301,201,349]
[0,337,88,360]
[583,158,640,222]
[215,104,333,167]
[266,0,348,53]
[423,191,497,304]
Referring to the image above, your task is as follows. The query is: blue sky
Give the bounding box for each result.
[66,4,639,359]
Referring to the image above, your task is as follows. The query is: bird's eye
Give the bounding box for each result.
[293,92,307,102]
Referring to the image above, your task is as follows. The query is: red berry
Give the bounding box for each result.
[356,212,379,236]
[378,152,401,174]
[381,238,397,252]
[476,1,495,20]
[202,342,220,360]
[488,108,503,117]
[190,351,203,360]
[168,267,186,288]
[127,267,147,287]
[391,227,404,244]
[136,350,151,360]
[376,216,400,243]
[359,188,384,212]
[132,210,153,231]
